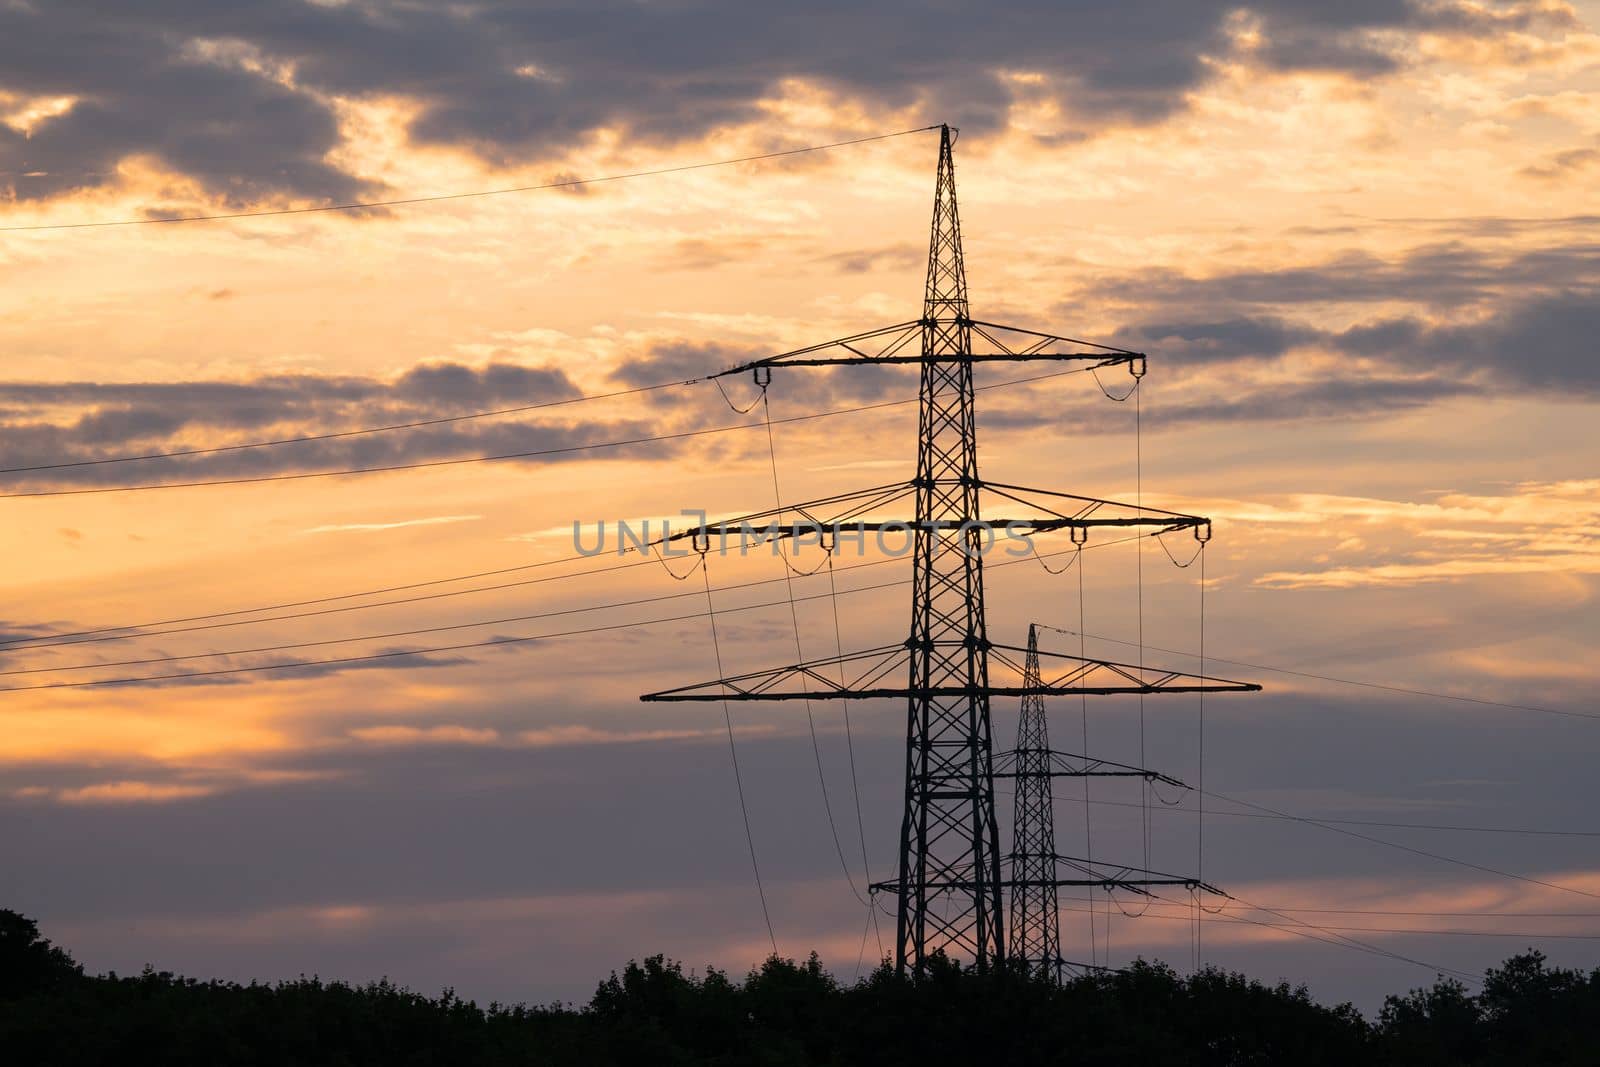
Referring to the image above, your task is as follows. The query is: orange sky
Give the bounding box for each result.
[2,0,1598,1009]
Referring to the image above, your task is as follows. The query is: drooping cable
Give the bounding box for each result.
[1116,889,1478,983]
[650,544,706,582]
[827,548,883,958]
[1136,368,1151,876]
[0,531,1167,690]
[1199,785,1600,904]
[760,387,869,908]
[713,376,767,415]
[2,521,1155,659]
[700,551,779,956]
[0,125,942,233]
[1076,542,1097,967]
[1027,534,1082,575]
[1197,542,1207,970]
[0,552,659,652]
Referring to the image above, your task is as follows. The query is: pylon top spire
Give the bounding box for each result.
[923,124,968,322]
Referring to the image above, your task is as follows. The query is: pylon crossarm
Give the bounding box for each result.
[980,481,1206,531]
[872,875,1223,897]
[640,480,1208,553]
[710,321,923,376]
[646,482,916,548]
[708,319,1145,376]
[1003,854,1226,898]
[994,747,1189,790]
[642,642,1258,701]
[987,643,1260,695]
[640,644,910,701]
[966,319,1142,358]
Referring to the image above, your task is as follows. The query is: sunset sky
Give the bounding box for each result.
[2,0,1599,1009]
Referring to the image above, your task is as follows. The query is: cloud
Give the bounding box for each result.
[54,780,216,805]
[38,649,480,692]
[1025,239,1600,419]
[344,722,769,750]
[1336,289,1600,393]
[1249,480,1600,588]
[1520,140,1600,180]
[1092,242,1600,315]
[0,357,689,490]
[348,725,500,746]
[0,1,1575,206]
[302,514,482,535]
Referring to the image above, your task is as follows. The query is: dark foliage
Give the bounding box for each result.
[2,909,1597,1065]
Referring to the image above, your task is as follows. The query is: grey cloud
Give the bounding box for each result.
[0,1,1557,205]
[1380,288,1600,391]
[609,339,914,417]
[1085,242,1600,313]
[979,374,1482,435]
[1520,142,1600,181]
[1374,214,1600,238]
[0,342,922,492]
[1132,316,1324,359]
[0,650,477,693]
[0,359,626,488]
[821,243,926,275]
[1128,289,1600,395]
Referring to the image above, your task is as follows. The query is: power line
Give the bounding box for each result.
[1023,781,1600,933]
[1202,787,1600,904]
[0,126,941,233]
[0,531,1174,691]
[0,601,783,693]
[0,364,1094,498]
[0,566,914,679]
[1140,888,1476,982]
[0,529,1172,681]
[699,553,779,956]
[0,494,1157,662]
[0,554,659,652]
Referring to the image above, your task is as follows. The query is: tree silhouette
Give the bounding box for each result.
[3,907,1599,1065]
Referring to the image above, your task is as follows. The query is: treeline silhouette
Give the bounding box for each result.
[4,908,1599,1065]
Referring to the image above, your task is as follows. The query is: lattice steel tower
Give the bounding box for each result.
[642,125,1258,974]
[1007,624,1060,976]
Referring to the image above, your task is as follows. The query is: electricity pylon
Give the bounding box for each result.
[641,125,1258,974]
[998,623,1198,980]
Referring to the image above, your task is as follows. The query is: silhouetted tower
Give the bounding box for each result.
[1007,624,1059,976]
[642,125,1258,974]
[998,623,1197,980]
[901,125,1004,969]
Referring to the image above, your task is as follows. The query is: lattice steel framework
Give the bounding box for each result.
[902,126,1002,970]
[641,125,1259,974]
[1007,624,1059,978]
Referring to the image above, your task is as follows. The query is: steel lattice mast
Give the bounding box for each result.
[640,125,1259,974]
[1007,624,1059,978]
[998,623,1200,980]
[901,125,1003,969]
